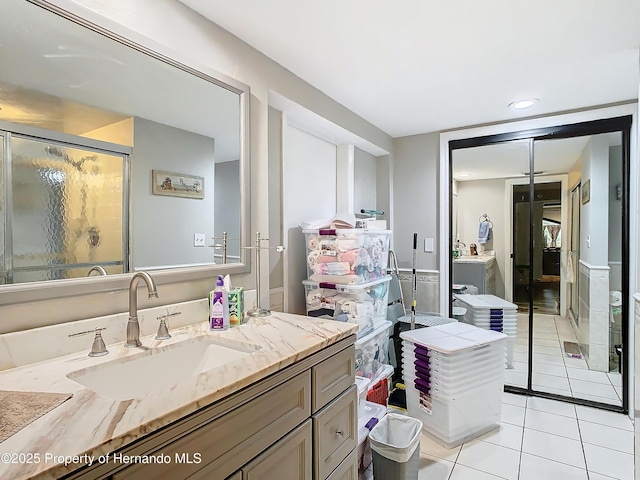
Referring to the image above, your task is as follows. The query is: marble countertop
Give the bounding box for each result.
[0,312,358,480]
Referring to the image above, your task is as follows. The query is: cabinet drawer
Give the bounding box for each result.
[241,420,312,480]
[313,385,357,480]
[326,448,358,480]
[312,345,355,413]
[113,370,311,480]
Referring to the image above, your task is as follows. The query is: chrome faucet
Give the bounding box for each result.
[87,265,107,276]
[125,271,159,348]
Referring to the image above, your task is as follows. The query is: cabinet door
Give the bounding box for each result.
[313,386,357,480]
[312,345,355,413]
[241,420,312,480]
[326,448,358,480]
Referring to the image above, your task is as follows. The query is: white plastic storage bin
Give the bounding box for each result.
[355,321,392,380]
[357,401,387,477]
[304,229,391,285]
[400,322,506,448]
[355,376,372,412]
[454,294,518,368]
[303,276,391,337]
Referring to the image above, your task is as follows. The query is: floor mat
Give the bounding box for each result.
[563,341,583,359]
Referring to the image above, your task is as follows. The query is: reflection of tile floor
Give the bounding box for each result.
[364,394,634,479]
[505,313,622,404]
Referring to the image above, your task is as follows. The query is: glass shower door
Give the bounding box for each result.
[9,136,126,282]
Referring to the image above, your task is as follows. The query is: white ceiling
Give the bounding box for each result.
[180,0,640,138]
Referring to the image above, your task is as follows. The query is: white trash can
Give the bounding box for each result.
[369,413,422,480]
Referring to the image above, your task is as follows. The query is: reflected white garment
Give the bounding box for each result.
[566,251,574,283]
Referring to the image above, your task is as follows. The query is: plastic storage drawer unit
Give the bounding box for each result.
[304,229,391,285]
[355,321,392,380]
[303,276,391,338]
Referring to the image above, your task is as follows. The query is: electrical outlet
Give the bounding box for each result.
[586,234,590,248]
[194,233,206,247]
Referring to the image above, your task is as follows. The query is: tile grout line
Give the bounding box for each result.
[575,403,591,477]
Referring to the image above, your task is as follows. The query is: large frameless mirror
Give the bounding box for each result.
[0,0,249,288]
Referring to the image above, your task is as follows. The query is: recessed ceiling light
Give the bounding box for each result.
[509,98,538,110]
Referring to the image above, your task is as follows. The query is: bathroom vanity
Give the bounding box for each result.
[0,310,358,480]
[453,256,496,295]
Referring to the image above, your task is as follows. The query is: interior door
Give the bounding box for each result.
[531,133,623,407]
[450,115,630,412]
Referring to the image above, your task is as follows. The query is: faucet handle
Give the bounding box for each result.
[69,327,108,357]
[155,311,180,340]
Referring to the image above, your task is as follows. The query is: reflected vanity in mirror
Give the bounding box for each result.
[0,0,249,287]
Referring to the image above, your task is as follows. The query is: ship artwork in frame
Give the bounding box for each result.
[152,170,204,199]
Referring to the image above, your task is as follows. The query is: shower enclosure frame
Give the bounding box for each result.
[447,114,633,414]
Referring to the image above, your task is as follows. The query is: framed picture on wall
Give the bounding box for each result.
[152,170,204,199]
[581,179,590,204]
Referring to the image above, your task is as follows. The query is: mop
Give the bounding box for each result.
[411,233,417,330]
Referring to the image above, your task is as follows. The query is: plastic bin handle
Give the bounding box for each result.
[319,282,337,289]
[318,229,337,235]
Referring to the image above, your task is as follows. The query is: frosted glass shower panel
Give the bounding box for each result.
[11,137,124,279]
[0,135,4,279]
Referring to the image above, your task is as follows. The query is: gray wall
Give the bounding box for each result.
[268,107,283,289]
[214,160,241,259]
[132,117,215,268]
[609,145,623,262]
[456,178,507,298]
[392,132,440,270]
[580,135,610,266]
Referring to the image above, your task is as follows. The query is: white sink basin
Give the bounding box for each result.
[67,336,261,400]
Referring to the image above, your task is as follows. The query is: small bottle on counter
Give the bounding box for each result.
[209,275,229,331]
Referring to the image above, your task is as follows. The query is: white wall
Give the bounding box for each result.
[283,125,337,314]
[392,132,439,270]
[456,178,507,298]
[132,117,215,269]
[354,147,377,213]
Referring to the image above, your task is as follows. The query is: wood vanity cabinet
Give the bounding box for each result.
[64,337,356,480]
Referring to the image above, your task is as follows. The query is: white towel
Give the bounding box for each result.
[566,251,574,283]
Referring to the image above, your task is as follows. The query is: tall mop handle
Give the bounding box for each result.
[411,233,417,330]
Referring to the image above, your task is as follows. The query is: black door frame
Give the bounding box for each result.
[449,115,632,413]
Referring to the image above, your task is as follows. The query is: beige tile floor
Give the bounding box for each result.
[505,313,622,405]
[364,313,630,479]
[365,393,634,479]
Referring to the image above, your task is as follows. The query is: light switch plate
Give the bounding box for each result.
[424,237,434,253]
[194,233,206,247]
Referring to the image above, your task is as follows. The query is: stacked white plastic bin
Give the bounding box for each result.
[454,294,517,368]
[303,228,393,384]
[401,323,507,448]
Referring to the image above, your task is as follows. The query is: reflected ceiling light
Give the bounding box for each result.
[509,98,538,110]
[458,173,472,177]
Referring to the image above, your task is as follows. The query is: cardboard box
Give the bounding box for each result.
[228,287,244,325]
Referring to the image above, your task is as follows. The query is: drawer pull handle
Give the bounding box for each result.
[336,430,344,437]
